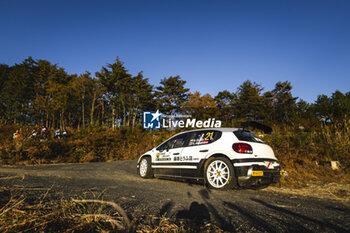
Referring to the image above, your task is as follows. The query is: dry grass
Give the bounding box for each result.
[267,182,350,202]
[0,126,177,165]
[1,122,350,189]
[70,199,130,230]
[0,190,62,232]
[0,188,130,232]
[263,120,350,188]
[0,188,224,232]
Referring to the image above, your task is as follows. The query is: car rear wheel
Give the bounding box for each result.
[204,157,236,189]
[139,157,153,178]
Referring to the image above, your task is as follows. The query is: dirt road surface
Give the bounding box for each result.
[1,161,349,232]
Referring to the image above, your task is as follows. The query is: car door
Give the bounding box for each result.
[180,130,222,178]
[153,133,189,177]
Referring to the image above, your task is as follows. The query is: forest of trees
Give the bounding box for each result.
[0,56,349,129]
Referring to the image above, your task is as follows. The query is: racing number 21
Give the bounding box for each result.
[205,132,214,141]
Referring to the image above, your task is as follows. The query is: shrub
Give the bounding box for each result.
[0,123,349,187]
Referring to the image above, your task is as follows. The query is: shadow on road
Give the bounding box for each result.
[174,187,349,232]
[198,188,236,231]
[319,203,350,216]
[171,188,236,231]
[198,188,211,200]
[159,201,174,216]
[250,198,347,232]
[176,201,210,229]
[223,201,279,233]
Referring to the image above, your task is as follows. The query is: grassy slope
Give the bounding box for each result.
[0,122,349,188]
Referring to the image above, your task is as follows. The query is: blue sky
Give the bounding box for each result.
[1,0,349,103]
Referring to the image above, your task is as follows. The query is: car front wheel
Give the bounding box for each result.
[204,157,237,189]
[139,157,153,178]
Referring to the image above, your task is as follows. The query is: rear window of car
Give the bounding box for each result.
[233,130,264,144]
[188,130,222,146]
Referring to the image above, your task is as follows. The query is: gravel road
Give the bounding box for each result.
[1,161,349,232]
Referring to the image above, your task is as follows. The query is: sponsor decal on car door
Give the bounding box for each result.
[179,130,219,177]
[152,133,188,176]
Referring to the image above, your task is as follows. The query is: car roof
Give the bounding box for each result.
[177,128,241,134]
[156,128,242,147]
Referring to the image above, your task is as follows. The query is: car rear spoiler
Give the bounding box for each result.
[241,121,272,134]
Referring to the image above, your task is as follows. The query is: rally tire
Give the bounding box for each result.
[204,157,237,190]
[138,157,153,178]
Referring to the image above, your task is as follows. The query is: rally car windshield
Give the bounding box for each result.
[233,130,265,144]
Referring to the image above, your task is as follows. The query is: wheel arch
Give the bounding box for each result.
[137,154,152,165]
[198,153,232,176]
[201,153,238,189]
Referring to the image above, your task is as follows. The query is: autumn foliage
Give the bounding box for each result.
[1,57,350,187]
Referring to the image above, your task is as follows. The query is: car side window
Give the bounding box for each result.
[157,133,189,151]
[157,140,170,152]
[172,134,187,148]
[188,130,222,146]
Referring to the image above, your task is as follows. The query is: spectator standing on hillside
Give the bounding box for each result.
[61,129,67,138]
[325,115,333,125]
[41,126,47,139]
[54,129,61,139]
[13,130,20,139]
[320,115,326,126]
[31,130,37,138]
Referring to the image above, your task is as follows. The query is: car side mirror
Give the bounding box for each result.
[166,145,170,152]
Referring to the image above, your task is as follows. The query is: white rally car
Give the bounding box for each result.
[137,128,281,189]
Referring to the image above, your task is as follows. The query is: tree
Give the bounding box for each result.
[96,57,131,128]
[0,64,9,92]
[331,90,350,119]
[0,64,10,121]
[71,72,104,128]
[89,78,103,125]
[185,92,218,119]
[96,58,154,128]
[126,72,154,127]
[214,90,237,124]
[2,59,36,124]
[236,80,266,120]
[312,94,332,117]
[155,76,189,114]
[265,81,298,123]
[31,59,72,128]
[293,99,310,122]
